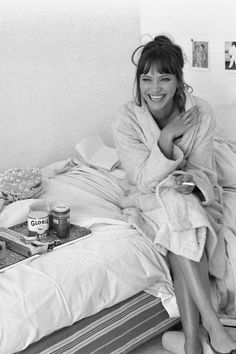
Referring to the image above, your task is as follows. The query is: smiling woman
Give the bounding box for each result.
[112,35,236,354]
[131,36,192,111]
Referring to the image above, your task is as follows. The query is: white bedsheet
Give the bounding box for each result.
[0,162,178,354]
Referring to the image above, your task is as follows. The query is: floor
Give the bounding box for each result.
[129,327,236,354]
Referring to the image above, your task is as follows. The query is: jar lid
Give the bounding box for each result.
[28,210,49,219]
[53,202,70,214]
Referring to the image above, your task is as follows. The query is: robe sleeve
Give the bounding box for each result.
[185,103,221,205]
[112,103,184,193]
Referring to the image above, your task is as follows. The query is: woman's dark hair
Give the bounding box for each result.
[131,35,192,112]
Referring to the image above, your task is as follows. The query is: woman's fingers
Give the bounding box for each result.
[180,105,198,116]
[186,105,198,116]
[175,173,193,185]
[164,105,199,140]
[179,108,199,129]
[175,183,195,194]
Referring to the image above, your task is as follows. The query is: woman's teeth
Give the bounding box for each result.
[149,94,165,101]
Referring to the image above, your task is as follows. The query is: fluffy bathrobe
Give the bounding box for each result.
[112,93,226,280]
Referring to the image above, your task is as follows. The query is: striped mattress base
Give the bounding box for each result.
[18,291,180,354]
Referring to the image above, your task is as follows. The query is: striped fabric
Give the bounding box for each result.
[18,291,180,354]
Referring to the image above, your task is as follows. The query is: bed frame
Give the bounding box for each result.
[18,291,180,354]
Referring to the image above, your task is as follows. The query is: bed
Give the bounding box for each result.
[1,103,236,354]
[0,144,180,354]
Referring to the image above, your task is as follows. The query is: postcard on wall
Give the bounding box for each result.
[191,40,209,71]
[225,41,236,71]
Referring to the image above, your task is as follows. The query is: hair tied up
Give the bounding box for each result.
[154,35,173,48]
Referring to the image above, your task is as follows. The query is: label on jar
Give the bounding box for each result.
[28,210,49,239]
[53,216,70,238]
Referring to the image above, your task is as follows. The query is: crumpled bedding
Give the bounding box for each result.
[1,132,236,353]
[0,159,178,354]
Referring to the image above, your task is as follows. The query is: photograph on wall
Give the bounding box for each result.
[191,40,209,70]
[225,41,236,70]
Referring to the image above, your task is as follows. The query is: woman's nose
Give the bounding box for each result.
[151,80,162,92]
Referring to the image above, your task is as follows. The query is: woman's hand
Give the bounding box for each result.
[163,105,199,141]
[158,105,199,159]
[174,173,195,194]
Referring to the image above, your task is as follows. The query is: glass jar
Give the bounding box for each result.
[52,202,70,238]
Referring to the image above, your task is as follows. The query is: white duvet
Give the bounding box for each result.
[0,161,178,354]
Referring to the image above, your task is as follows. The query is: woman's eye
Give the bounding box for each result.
[161,77,171,82]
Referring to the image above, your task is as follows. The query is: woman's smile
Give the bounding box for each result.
[148,93,166,102]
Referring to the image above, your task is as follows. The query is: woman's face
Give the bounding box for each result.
[139,67,178,116]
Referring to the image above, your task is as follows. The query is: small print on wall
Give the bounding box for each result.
[191,40,209,70]
[225,42,236,70]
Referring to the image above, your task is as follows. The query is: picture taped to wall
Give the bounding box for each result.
[191,40,209,70]
[225,42,236,71]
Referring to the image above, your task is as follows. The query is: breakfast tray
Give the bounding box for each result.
[0,222,91,270]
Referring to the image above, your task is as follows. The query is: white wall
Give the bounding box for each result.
[0,0,140,172]
[140,0,236,109]
[3,0,235,174]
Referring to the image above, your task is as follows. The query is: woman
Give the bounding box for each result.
[112,35,236,354]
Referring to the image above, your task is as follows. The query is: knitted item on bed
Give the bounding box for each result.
[0,167,44,203]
